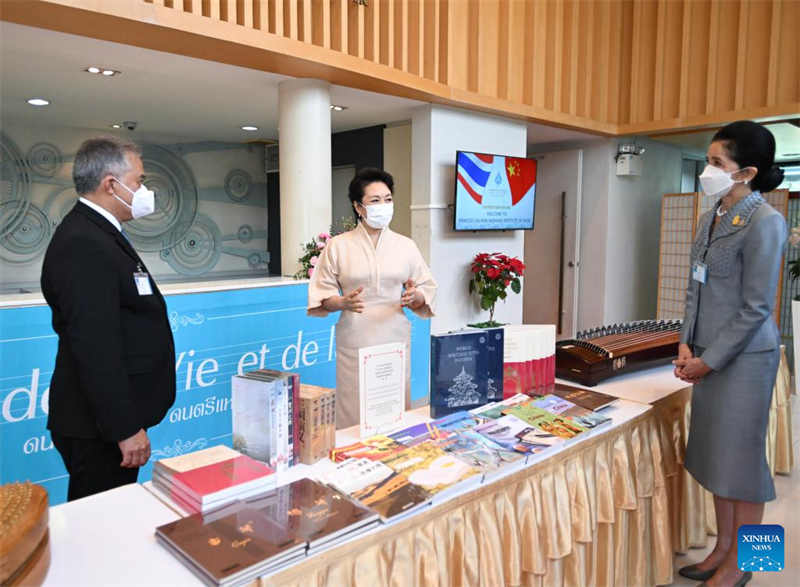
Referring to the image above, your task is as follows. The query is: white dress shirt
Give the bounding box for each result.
[79,197,122,232]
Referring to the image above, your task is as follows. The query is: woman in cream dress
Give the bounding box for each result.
[307,168,437,429]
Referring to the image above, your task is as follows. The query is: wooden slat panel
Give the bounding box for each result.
[506,0,525,105]
[395,0,407,73]
[569,0,580,115]
[551,0,564,113]
[331,0,345,52]
[407,0,420,75]
[776,0,799,105]
[287,0,298,39]
[300,0,310,42]
[629,0,642,122]
[340,0,348,53]
[653,0,667,120]
[473,1,500,96]
[704,0,720,115]
[348,0,362,58]
[423,0,438,80]
[273,0,284,35]
[416,0,425,77]
[381,0,393,67]
[617,0,633,124]
[678,0,692,119]
[310,0,323,46]
[734,0,749,109]
[189,0,201,15]
[709,0,736,114]
[532,0,547,108]
[743,0,771,110]
[766,0,781,107]
[578,0,593,119]
[243,0,253,28]
[496,0,509,101]
[256,0,267,30]
[466,0,478,92]
[635,0,657,123]
[438,0,448,83]
[365,0,379,62]
[591,0,611,122]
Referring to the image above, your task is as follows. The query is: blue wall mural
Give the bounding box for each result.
[0,283,431,505]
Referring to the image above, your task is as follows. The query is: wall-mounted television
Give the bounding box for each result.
[453,150,537,231]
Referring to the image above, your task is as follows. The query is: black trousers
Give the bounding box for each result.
[51,433,139,501]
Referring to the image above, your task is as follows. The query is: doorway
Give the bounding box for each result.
[523,149,583,339]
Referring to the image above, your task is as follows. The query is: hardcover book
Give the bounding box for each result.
[380,442,479,495]
[245,478,378,550]
[551,384,618,412]
[155,502,306,586]
[429,331,493,418]
[157,453,276,507]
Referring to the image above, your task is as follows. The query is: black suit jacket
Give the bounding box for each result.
[41,202,176,442]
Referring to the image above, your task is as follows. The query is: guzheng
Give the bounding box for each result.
[555,320,682,386]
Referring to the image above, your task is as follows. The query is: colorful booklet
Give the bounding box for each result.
[471,393,530,420]
[474,415,546,453]
[434,429,523,473]
[380,442,479,495]
[323,458,431,522]
[432,410,486,434]
[329,435,405,463]
[532,394,611,429]
[505,403,587,439]
[388,421,449,446]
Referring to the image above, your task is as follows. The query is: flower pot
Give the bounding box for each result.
[793,300,800,395]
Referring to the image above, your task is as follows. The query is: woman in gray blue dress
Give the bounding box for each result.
[674,121,786,587]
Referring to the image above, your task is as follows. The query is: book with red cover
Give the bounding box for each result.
[165,455,275,505]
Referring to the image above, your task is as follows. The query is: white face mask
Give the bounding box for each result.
[362,202,393,230]
[698,164,743,199]
[112,176,155,219]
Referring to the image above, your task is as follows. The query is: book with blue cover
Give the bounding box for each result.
[430,331,494,418]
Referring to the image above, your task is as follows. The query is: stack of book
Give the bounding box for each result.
[297,384,336,465]
[155,500,306,586]
[502,325,556,397]
[429,327,504,418]
[231,369,300,472]
[152,445,277,515]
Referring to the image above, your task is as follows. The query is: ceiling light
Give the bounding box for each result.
[27,98,50,106]
[86,66,101,74]
[111,124,121,129]
[101,69,116,76]
[330,105,347,112]
[241,125,258,131]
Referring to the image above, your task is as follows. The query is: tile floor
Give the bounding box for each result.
[672,394,799,586]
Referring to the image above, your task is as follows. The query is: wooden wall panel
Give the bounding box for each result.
[5,0,798,137]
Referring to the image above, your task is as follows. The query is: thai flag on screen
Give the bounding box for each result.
[456,152,494,204]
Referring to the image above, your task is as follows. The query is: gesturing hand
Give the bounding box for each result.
[342,286,365,313]
[118,428,150,468]
[401,279,424,309]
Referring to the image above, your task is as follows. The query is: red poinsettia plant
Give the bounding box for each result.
[468,252,525,327]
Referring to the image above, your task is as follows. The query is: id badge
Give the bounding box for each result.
[134,271,153,296]
[692,262,707,284]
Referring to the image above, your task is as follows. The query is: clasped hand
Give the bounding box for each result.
[118,428,150,468]
[672,343,712,383]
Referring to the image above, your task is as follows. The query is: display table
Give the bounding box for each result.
[561,354,794,555]
[44,484,197,586]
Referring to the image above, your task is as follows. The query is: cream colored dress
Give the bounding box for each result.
[308,222,437,429]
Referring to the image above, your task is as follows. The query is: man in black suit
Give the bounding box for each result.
[41,137,176,501]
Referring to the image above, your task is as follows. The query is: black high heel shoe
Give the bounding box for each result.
[678,564,718,581]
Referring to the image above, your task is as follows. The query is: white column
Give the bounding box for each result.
[279,79,332,276]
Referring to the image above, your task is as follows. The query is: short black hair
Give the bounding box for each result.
[348,168,394,221]
[712,121,784,193]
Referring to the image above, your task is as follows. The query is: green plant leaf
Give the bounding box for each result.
[511,279,521,294]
